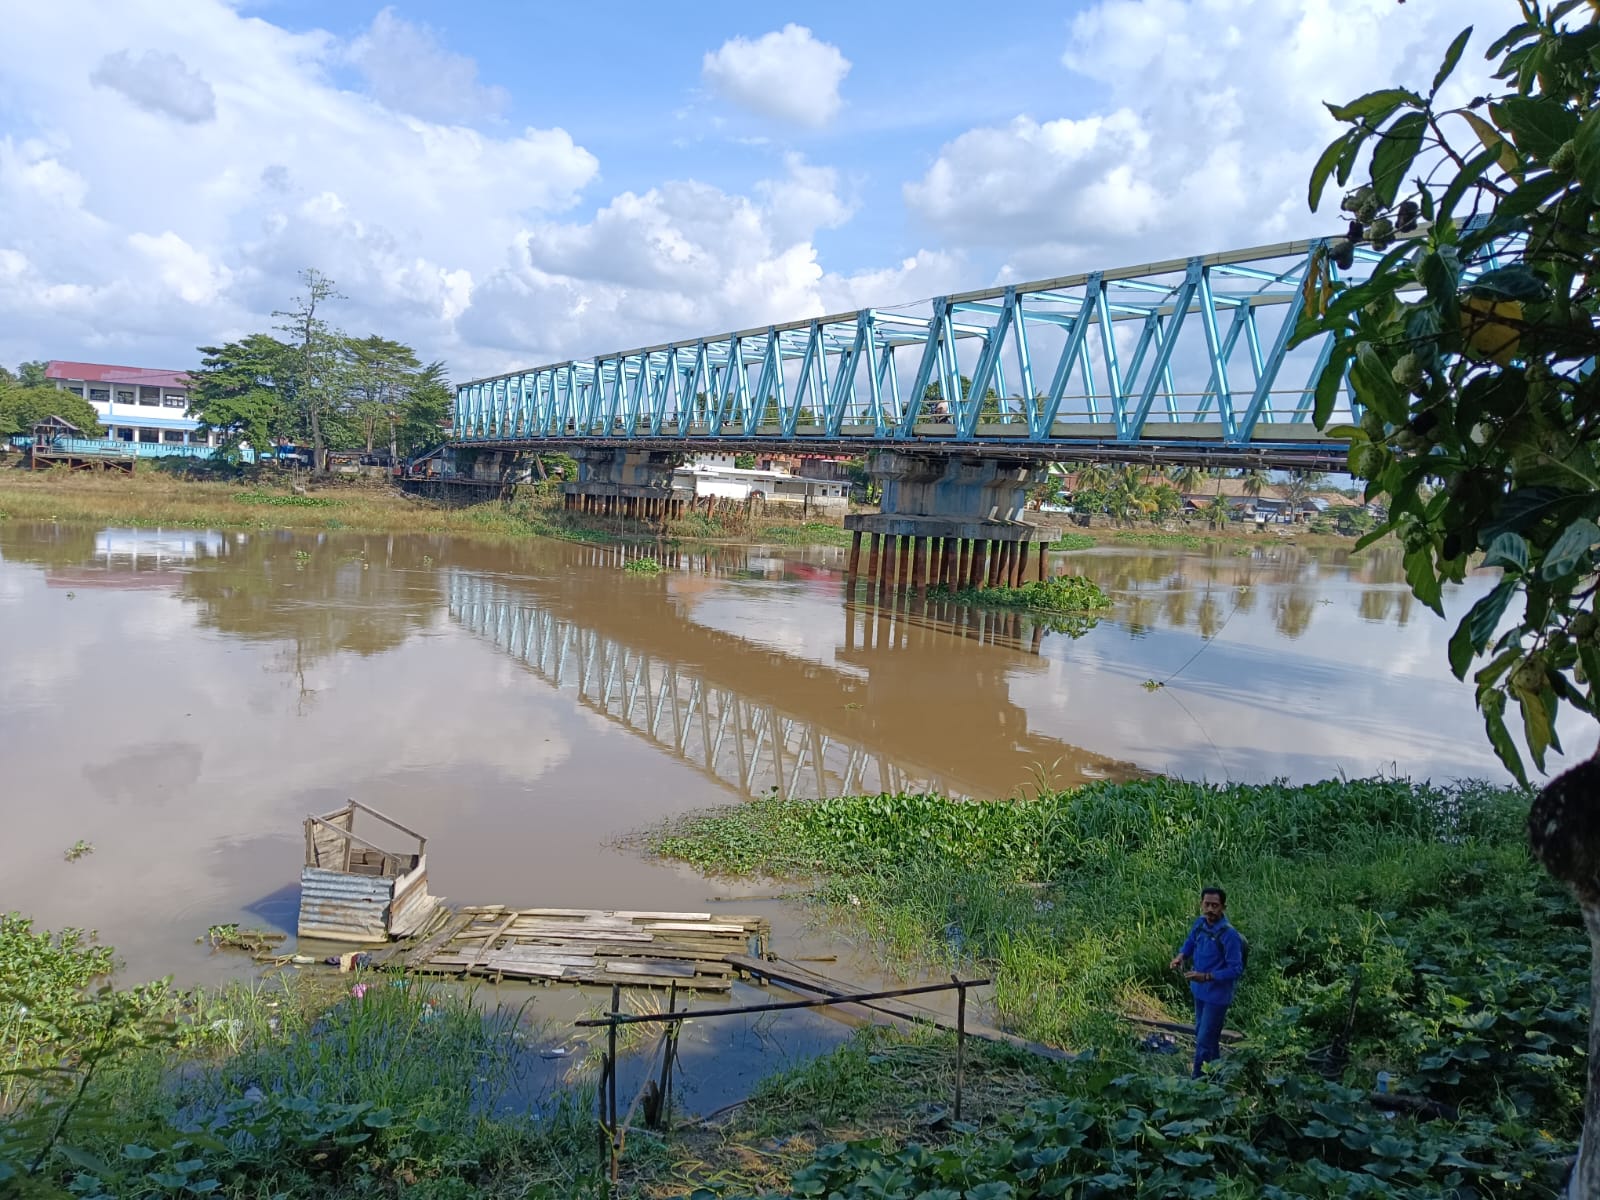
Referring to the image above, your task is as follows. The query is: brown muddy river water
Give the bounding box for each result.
[0,521,1546,1005]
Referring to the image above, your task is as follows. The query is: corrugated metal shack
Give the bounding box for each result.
[298,801,438,942]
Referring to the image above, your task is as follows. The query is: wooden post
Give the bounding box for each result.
[941,537,957,589]
[847,531,863,591]
[910,536,925,598]
[956,539,969,588]
[878,532,894,597]
[1016,540,1031,587]
[1037,539,1048,582]
[967,540,985,590]
[894,537,910,595]
[987,541,1003,589]
[866,533,882,597]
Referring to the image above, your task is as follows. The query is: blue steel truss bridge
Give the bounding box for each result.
[452,237,1403,470]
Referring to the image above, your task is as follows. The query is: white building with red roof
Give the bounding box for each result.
[45,361,214,448]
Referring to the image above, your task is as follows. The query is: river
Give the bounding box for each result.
[0,520,1544,995]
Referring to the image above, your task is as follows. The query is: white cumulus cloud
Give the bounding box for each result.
[906,0,1515,282]
[348,8,510,123]
[702,24,850,127]
[90,49,216,124]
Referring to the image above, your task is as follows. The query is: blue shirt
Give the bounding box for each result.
[1178,916,1243,1005]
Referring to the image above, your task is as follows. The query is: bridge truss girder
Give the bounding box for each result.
[455,237,1417,458]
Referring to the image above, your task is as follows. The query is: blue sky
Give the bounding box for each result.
[0,0,1516,378]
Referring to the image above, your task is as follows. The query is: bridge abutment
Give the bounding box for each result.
[844,453,1048,600]
[561,448,687,522]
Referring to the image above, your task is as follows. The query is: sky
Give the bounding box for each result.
[0,0,1519,383]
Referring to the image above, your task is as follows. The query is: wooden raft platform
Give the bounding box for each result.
[378,905,770,992]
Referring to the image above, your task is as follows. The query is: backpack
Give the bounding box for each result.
[1192,919,1249,973]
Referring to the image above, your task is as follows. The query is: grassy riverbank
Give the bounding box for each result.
[0,470,852,549]
[3,775,1584,1196]
[639,777,1585,1195]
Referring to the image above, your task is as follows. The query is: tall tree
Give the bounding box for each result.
[347,335,422,461]
[189,334,293,458]
[1297,4,1600,1188]
[17,361,48,388]
[273,269,347,472]
[1280,470,1324,518]
[1236,468,1268,499]
[395,362,452,458]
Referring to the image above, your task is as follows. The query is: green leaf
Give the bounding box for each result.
[1404,545,1445,617]
[1350,343,1405,424]
[1449,616,1476,679]
[1371,112,1428,207]
[1542,519,1600,580]
[1465,265,1548,302]
[1573,105,1600,198]
[1325,88,1423,123]
[1468,580,1518,653]
[1483,704,1530,786]
[1518,688,1553,770]
[1494,96,1579,161]
[1433,27,1474,95]
[1435,145,1502,222]
[1483,532,1530,573]
[1309,135,1351,211]
[1482,488,1571,542]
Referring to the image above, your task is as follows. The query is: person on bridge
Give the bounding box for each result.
[1169,886,1245,1078]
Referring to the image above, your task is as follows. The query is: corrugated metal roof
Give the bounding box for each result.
[46,360,191,388]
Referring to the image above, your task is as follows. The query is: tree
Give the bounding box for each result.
[274,269,348,472]
[1298,5,1600,1187]
[0,384,102,437]
[348,335,422,461]
[16,361,48,388]
[189,334,293,458]
[1237,468,1269,499]
[1280,470,1325,520]
[1168,464,1208,494]
[395,362,452,458]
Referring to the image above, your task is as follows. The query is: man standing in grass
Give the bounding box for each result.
[1170,886,1245,1078]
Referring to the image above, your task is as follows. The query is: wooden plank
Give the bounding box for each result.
[460,911,520,975]
[601,959,696,978]
[640,922,750,934]
[402,910,474,969]
[591,971,732,990]
[727,954,1074,1063]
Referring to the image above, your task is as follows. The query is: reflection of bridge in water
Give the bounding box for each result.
[451,572,939,798]
[445,551,1135,800]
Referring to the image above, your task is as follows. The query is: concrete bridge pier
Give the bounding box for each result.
[844,452,1048,602]
[560,448,685,523]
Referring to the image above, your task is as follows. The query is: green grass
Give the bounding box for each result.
[925,574,1111,626]
[644,778,1585,1134]
[622,556,663,574]
[2,971,602,1198]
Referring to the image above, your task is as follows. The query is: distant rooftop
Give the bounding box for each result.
[46,360,191,389]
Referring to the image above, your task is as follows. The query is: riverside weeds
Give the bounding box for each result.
[646,780,1587,1196]
[1,961,605,1198]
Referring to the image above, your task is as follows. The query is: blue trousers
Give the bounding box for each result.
[1192,999,1229,1078]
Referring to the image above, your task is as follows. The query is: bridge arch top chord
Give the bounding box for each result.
[452,236,1434,462]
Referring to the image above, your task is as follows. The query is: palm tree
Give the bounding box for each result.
[1167,465,1207,495]
[1237,469,1268,499]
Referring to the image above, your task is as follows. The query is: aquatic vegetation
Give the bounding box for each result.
[61,840,94,863]
[1045,531,1096,551]
[622,556,664,575]
[928,573,1111,617]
